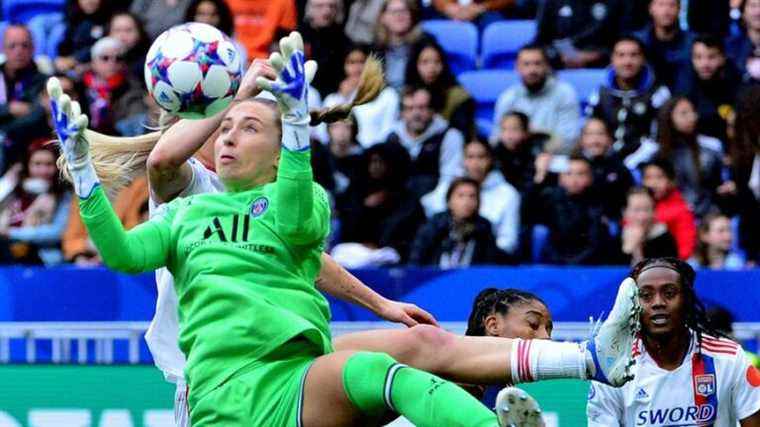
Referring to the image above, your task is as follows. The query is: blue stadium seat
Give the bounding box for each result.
[481,20,536,70]
[457,69,520,137]
[531,225,549,263]
[556,68,607,109]
[421,20,478,75]
[4,0,65,24]
[27,12,64,57]
[45,20,67,58]
[0,21,8,45]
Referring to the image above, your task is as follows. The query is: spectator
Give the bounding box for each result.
[323,45,400,147]
[375,0,429,89]
[82,37,146,135]
[691,213,745,269]
[524,155,615,265]
[184,0,247,65]
[727,86,760,264]
[673,35,743,141]
[327,116,366,208]
[422,139,521,256]
[56,0,116,73]
[688,0,731,37]
[491,44,580,149]
[107,12,150,82]
[384,86,465,197]
[431,0,512,32]
[493,111,549,192]
[618,187,678,266]
[587,36,671,158]
[344,0,385,45]
[130,0,193,40]
[633,0,694,89]
[641,159,697,260]
[0,143,70,265]
[726,0,760,80]
[333,141,425,265]
[226,0,297,60]
[410,177,501,267]
[655,97,724,217]
[573,117,634,220]
[62,175,148,266]
[405,38,475,137]
[534,0,622,68]
[0,25,48,168]
[299,0,351,97]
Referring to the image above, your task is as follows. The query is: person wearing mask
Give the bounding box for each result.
[384,86,465,198]
[0,143,70,265]
[633,0,694,89]
[641,159,697,260]
[691,213,746,270]
[491,44,580,149]
[524,155,614,265]
[655,97,725,217]
[674,35,743,142]
[618,187,678,266]
[405,38,475,137]
[410,177,501,267]
[422,139,521,257]
[586,36,671,158]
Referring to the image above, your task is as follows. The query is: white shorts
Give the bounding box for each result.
[174,382,189,427]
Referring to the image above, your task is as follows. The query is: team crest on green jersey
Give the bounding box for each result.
[251,197,269,218]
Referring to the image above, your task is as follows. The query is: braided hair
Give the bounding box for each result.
[465,288,546,336]
[630,257,729,352]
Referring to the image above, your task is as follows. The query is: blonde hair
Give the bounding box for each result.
[58,57,385,194]
[310,54,385,124]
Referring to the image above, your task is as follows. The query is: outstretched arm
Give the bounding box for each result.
[148,59,276,204]
[258,32,328,245]
[317,253,439,327]
[49,78,172,273]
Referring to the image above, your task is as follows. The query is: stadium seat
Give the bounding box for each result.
[421,20,478,76]
[556,68,608,108]
[27,12,64,57]
[481,20,536,70]
[0,21,8,45]
[3,0,65,24]
[531,225,549,263]
[457,69,520,137]
[45,20,67,58]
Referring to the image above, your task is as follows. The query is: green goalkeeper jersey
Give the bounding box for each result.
[78,150,332,399]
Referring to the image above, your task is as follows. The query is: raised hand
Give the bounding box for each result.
[255,31,317,125]
[47,77,99,198]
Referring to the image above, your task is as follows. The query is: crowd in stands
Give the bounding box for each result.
[1,0,759,271]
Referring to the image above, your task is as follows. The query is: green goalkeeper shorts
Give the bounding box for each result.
[189,338,320,427]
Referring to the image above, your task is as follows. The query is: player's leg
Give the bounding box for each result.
[301,350,502,427]
[333,277,642,388]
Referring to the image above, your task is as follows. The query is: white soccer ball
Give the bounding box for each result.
[144,22,242,119]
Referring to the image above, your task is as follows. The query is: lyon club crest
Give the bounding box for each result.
[694,374,716,397]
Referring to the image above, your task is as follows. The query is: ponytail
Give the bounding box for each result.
[309,55,385,125]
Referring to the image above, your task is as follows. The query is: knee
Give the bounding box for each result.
[401,325,457,371]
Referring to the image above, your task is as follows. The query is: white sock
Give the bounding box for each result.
[509,339,589,383]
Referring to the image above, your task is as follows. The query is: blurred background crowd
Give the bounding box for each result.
[1,0,759,272]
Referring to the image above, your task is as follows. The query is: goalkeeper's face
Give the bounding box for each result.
[215,100,281,187]
[637,267,687,340]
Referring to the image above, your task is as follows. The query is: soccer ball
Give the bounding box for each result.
[144,22,242,119]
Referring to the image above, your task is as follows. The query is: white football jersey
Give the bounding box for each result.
[145,158,224,383]
[587,331,760,427]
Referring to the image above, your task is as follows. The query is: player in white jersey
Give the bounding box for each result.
[587,257,760,427]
